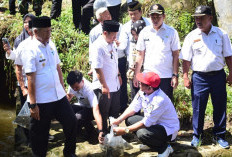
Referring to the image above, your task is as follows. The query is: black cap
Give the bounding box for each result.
[32,16,51,28]
[128,1,142,11]
[149,4,165,15]
[103,20,120,32]
[192,5,212,16]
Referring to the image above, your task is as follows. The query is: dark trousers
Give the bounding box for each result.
[30,96,77,157]
[126,115,172,154]
[71,105,95,134]
[118,57,128,113]
[160,78,173,101]
[191,70,227,138]
[107,3,121,22]
[94,89,120,133]
[50,0,62,19]
[72,0,94,34]
[9,0,16,15]
[129,79,139,101]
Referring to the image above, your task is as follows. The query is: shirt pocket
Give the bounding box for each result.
[36,53,47,71]
[192,41,205,56]
[214,38,223,55]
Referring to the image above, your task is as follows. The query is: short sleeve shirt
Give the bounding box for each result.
[91,35,120,92]
[21,38,66,103]
[179,26,232,72]
[130,89,180,140]
[67,78,98,108]
[136,23,181,78]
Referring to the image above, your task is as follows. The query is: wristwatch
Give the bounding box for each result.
[124,127,130,133]
[172,73,179,78]
[28,103,37,109]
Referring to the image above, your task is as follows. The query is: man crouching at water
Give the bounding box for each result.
[21,16,77,157]
[112,72,179,157]
[66,70,104,144]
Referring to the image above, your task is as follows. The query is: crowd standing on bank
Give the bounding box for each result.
[2,0,232,157]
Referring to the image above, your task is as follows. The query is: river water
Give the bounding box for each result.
[0,103,16,157]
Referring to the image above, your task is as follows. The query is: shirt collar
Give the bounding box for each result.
[150,22,166,32]
[33,37,50,47]
[196,25,216,35]
[140,88,160,102]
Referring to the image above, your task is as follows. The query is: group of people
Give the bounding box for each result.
[3,0,232,157]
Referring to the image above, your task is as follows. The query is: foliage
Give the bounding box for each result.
[50,8,90,88]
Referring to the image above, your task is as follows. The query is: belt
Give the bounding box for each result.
[193,69,223,76]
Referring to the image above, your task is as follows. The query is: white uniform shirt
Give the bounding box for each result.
[89,23,122,63]
[67,78,98,108]
[14,37,33,87]
[118,17,151,59]
[91,35,120,92]
[180,26,232,72]
[130,89,179,140]
[136,23,181,78]
[22,38,66,103]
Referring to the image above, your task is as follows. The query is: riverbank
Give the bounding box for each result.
[12,118,232,157]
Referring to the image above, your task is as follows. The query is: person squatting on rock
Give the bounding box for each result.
[112,72,180,157]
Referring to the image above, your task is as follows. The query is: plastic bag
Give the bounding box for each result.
[93,0,107,11]
[13,102,31,129]
[100,117,125,157]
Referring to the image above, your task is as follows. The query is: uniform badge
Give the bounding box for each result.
[147,104,154,113]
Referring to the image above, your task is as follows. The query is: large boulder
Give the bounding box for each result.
[214,0,232,39]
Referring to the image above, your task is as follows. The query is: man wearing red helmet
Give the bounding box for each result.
[112,72,179,157]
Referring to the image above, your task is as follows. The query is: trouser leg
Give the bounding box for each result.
[160,78,173,101]
[50,0,62,19]
[94,89,111,133]
[210,70,227,138]
[118,57,128,113]
[30,103,53,157]
[55,97,77,155]
[129,79,139,101]
[18,0,28,15]
[191,73,210,138]
[33,0,43,16]
[80,0,94,34]
[72,0,81,29]
[126,115,171,154]
[72,105,95,134]
[107,3,121,22]
[109,90,120,119]
[9,0,16,14]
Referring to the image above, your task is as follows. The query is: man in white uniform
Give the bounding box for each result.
[117,1,151,103]
[180,5,232,148]
[134,4,180,101]
[21,16,77,157]
[112,72,179,157]
[91,20,122,134]
[66,70,104,144]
